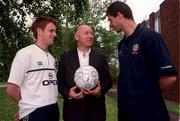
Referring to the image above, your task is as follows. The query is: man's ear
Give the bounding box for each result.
[117,12,124,19]
[74,32,79,41]
[37,28,42,37]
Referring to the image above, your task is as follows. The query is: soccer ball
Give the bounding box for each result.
[74,65,99,90]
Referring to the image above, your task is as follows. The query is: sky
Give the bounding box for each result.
[126,0,165,23]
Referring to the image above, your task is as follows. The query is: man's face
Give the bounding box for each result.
[107,14,122,33]
[38,22,56,46]
[75,25,94,48]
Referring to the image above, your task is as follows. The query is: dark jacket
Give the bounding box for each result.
[57,49,112,100]
[57,49,112,121]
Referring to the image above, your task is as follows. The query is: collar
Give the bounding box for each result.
[124,24,142,40]
[120,24,142,45]
[77,48,91,57]
[34,43,49,52]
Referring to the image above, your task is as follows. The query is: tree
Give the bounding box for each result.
[0,0,122,82]
[0,0,32,82]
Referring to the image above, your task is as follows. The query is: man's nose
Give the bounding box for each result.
[54,32,56,37]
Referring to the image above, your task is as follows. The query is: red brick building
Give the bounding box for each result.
[141,0,180,103]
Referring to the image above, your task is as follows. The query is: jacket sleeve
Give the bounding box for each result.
[99,54,113,96]
[57,54,70,99]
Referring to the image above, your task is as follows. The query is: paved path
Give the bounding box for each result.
[0,83,6,88]
[107,88,180,121]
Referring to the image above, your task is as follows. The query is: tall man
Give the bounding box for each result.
[6,17,60,121]
[106,1,177,121]
[57,24,112,121]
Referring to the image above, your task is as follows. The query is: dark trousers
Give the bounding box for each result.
[20,103,60,121]
[63,97,106,121]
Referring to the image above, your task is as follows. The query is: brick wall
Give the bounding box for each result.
[160,0,180,103]
[141,0,180,103]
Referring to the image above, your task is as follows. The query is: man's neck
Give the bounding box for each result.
[124,20,137,38]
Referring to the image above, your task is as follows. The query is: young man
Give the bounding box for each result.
[106,1,177,121]
[6,17,59,121]
[57,24,112,121]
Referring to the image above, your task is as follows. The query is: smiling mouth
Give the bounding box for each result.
[87,39,93,41]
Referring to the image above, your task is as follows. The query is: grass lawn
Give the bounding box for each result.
[0,87,117,121]
[165,100,180,115]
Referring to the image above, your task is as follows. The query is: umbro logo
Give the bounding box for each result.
[37,61,43,66]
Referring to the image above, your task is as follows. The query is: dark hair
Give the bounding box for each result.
[32,17,57,38]
[106,1,134,20]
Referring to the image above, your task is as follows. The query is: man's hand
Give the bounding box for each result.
[69,86,84,99]
[83,82,101,97]
[159,75,177,93]
[14,111,19,121]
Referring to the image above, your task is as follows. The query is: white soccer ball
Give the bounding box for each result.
[74,65,99,90]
